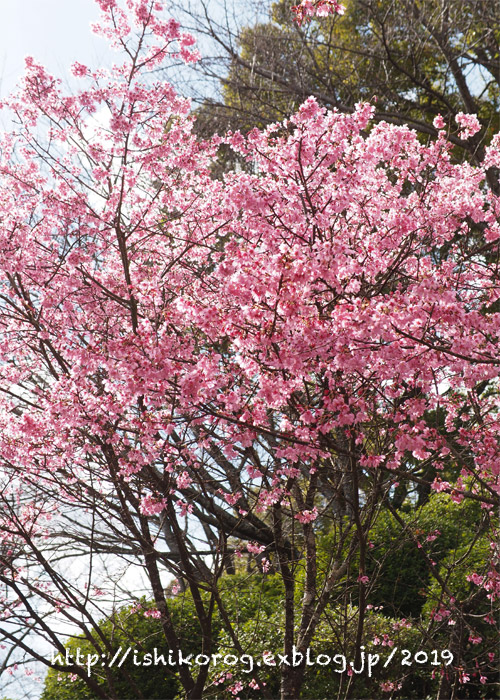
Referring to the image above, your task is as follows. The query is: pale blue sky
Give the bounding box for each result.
[0,0,228,119]
[0,0,115,99]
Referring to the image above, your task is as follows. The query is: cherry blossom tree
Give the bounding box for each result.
[0,0,498,698]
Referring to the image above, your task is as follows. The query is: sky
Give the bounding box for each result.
[0,0,114,101]
[0,0,230,123]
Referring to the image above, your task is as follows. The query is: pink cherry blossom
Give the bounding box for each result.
[247,542,266,555]
[295,507,319,523]
[292,0,345,23]
[456,112,481,139]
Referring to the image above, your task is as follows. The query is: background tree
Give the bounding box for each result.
[182,0,499,187]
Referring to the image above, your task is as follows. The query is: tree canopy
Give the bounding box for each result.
[190,0,499,186]
[0,1,498,699]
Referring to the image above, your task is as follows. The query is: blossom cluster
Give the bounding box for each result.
[292,0,345,23]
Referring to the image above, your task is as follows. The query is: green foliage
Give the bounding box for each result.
[42,598,203,700]
[199,0,500,169]
[366,493,486,617]
[42,496,496,699]
[422,536,499,699]
[41,576,284,700]
[217,571,285,622]
[211,605,435,699]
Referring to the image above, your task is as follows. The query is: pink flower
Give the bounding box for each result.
[360,454,385,468]
[292,0,345,23]
[295,507,319,523]
[433,114,446,129]
[432,479,451,493]
[431,606,451,622]
[426,530,441,542]
[222,491,241,506]
[140,495,166,515]
[456,112,481,139]
[229,681,244,695]
[96,0,117,10]
[247,542,266,555]
[176,471,192,489]
[458,670,470,684]
[176,500,193,517]
[380,681,402,692]
[70,62,89,77]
